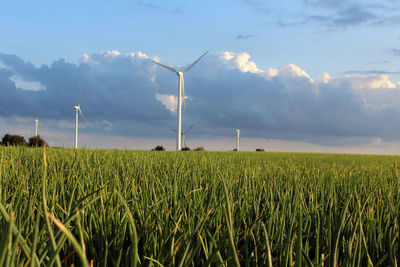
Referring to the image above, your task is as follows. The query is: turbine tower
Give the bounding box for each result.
[34,119,39,137]
[73,89,85,149]
[153,52,208,151]
[236,128,240,151]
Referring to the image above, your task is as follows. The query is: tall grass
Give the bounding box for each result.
[0,147,399,266]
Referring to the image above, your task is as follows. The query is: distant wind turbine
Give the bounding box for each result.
[234,123,247,151]
[153,51,208,151]
[34,118,39,137]
[73,89,85,148]
[171,124,194,149]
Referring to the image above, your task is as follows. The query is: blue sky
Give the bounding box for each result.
[1,0,400,152]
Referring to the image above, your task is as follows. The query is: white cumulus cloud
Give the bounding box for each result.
[218,52,263,73]
[156,93,177,112]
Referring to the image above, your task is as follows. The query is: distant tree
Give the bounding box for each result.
[181,146,191,151]
[255,148,265,152]
[152,145,166,151]
[233,148,237,151]
[194,146,205,151]
[1,134,27,146]
[28,135,48,147]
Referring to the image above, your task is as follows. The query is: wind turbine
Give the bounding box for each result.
[34,118,39,137]
[153,51,208,151]
[73,89,85,149]
[171,125,194,149]
[234,123,247,151]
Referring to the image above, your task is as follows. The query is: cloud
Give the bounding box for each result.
[0,51,171,137]
[302,5,378,29]
[279,0,400,29]
[171,8,183,14]
[303,0,347,9]
[368,60,389,65]
[342,74,396,90]
[1,50,400,147]
[236,34,256,40]
[390,49,400,56]
[341,70,400,75]
[217,52,262,73]
[9,75,45,91]
[135,0,160,9]
[155,93,177,112]
[241,0,269,14]
[332,5,377,27]
[277,20,308,28]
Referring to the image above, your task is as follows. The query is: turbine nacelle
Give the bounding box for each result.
[178,71,183,76]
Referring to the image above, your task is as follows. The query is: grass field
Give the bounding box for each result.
[0,147,399,266]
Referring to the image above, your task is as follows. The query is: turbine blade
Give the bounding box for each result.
[182,134,186,148]
[184,125,194,134]
[79,88,86,106]
[78,108,84,119]
[183,51,208,73]
[152,61,179,74]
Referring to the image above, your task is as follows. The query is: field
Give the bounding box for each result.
[0,147,399,266]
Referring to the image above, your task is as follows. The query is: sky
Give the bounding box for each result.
[1,0,400,153]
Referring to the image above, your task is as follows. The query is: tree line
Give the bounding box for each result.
[0,134,48,147]
[1,134,266,151]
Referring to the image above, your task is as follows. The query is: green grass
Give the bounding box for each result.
[0,147,399,266]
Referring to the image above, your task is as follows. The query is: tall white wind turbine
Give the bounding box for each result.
[236,129,240,151]
[73,89,85,149]
[234,124,247,151]
[153,52,208,151]
[34,119,39,137]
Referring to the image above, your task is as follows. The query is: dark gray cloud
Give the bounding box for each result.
[0,51,171,137]
[301,5,379,29]
[157,52,400,144]
[303,0,347,8]
[341,70,400,75]
[236,34,257,40]
[278,0,400,29]
[1,50,400,145]
[368,60,389,64]
[277,20,308,28]
[241,0,269,14]
[332,5,377,27]
[171,8,182,14]
[390,48,400,56]
[135,0,160,9]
